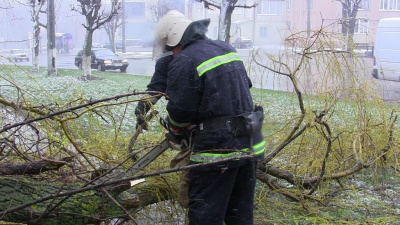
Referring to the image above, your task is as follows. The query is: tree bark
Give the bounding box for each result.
[0,177,169,225]
[0,157,73,176]
[218,0,237,42]
[47,0,57,76]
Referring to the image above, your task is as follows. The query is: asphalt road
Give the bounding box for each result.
[1,47,399,102]
[0,47,155,75]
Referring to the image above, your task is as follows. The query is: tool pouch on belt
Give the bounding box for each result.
[230,105,264,136]
[199,105,264,137]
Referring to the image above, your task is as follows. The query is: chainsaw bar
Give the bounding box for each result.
[125,136,170,176]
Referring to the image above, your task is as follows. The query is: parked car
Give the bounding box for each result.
[104,40,123,50]
[364,49,373,58]
[74,48,129,72]
[92,43,103,48]
[232,37,253,49]
[9,49,29,62]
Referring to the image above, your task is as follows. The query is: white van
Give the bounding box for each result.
[372,18,400,81]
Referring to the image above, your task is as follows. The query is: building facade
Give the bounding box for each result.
[122,0,400,48]
[1,0,399,50]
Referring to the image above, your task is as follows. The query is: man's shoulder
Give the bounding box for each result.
[156,52,173,62]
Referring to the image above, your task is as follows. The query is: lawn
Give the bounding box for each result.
[1,65,399,225]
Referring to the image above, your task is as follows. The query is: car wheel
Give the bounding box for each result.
[78,63,83,70]
[120,67,127,73]
[97,63,105,72]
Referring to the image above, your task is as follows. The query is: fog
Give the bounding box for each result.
[0,0,111,50]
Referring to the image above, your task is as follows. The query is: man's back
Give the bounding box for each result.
[166,38,254,124]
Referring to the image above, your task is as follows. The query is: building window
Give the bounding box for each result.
[360,0,370,9]
[260,27,268,38]
[286,0,292,11]
[355,19,369,34]
[257,0,284,15]
[125,2,145,18]
[380,0,400,10]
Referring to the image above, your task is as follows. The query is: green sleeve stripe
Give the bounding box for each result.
[166,112,191,128]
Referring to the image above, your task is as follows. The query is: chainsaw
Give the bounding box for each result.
[124,117,189,177]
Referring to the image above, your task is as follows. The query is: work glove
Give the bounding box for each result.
[134,101,149,130]
[164,116,197,146]
[165,117,185,140]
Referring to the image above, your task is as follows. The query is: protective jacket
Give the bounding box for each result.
[166,37,265,170]
[136,53,173,115]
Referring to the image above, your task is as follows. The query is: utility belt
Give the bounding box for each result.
[198,106,264,136]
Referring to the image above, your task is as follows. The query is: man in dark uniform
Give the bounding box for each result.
[154,10,266,225]
[135,52,192,208]
[134,52,173,129]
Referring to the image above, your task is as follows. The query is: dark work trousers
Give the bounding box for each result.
[188,160,257,225]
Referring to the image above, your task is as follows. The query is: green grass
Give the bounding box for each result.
[1,66,400,224]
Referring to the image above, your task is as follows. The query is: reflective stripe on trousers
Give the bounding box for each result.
[190,140,266,163]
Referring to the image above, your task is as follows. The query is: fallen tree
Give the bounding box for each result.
[1,26,399,224]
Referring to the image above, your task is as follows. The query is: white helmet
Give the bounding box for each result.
[153,10,192,59]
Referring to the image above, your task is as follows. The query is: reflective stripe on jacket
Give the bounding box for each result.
[197,52,242,77]
[190,140,266,163]
[166,38,265,165]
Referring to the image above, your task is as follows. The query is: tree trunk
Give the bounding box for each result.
[82,30,94,78]
[218,0,236,42]
[32,24,41,72]
[47,0,57,76]
[0,177,170,225]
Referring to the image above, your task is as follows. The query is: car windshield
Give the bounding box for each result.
[95,49,116,57]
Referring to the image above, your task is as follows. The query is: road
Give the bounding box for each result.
[1,47,399,102]
[0,47,155,75]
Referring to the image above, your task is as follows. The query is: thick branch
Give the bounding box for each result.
[0,157,73,175]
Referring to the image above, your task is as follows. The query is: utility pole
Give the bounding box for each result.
[252,6,256,46]
[306,0,311,38]
[47,0,56,75]
[122,0,126,53]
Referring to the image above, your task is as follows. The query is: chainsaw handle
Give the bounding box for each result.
[159,117,170,130]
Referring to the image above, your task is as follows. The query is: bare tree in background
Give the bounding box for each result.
[338,0,363,52]
[103,12,122,53]
[72,0,121,78]
[195,0,256,42]
[29,0,46,72]
[0,0,47,72]
[147,0,174,23]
